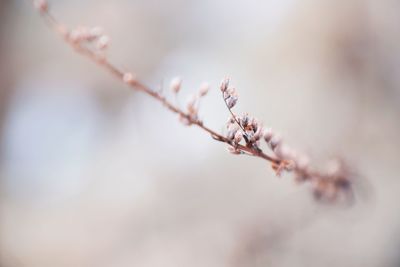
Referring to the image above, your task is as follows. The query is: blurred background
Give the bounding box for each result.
[0,0,400,266]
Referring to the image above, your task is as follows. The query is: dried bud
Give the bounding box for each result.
[96,35,110,50]
[170,77,182,94]
[240,114,250,128]
[275,144,292,159]
[69,28,85,43]
[250,117,258,127]
[269,134,282,151]
[234,130,243,144]
[226,95,238,109]
[123,72,136,84]
[245,129,254,139]
[224,87,237,100]
[186,95,198,119]
[34,0,48,13]
[226,116,236,127]
[179,114,191,126]
[220,78,230,92]
[226,125,239,140]
[198,82,210,97]
[263,128,273,143]
[252,123,263,141]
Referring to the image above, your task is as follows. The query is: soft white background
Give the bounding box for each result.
[0,0,399,266]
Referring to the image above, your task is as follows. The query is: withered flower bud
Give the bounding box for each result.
[220,78,230,92]
[226,95,238,109]
[234,130,243,144]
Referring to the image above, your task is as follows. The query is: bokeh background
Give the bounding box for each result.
[1,0,400,266]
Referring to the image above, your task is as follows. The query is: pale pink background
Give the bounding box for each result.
[0,1,399,266]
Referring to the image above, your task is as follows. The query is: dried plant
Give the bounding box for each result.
[32,0,354,203]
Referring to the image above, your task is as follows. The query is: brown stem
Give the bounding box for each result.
[35,3,282,166]
[31,0,354,203]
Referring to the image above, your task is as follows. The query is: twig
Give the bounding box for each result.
[31,0,355,203]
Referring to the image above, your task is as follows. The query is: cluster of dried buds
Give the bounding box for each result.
[33,0,354,204]
[225,114,263,153]
[220,78,352,202]
[221,78,238,109]
[222,79,291,169]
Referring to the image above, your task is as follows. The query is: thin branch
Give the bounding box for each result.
[31,0,355,203]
